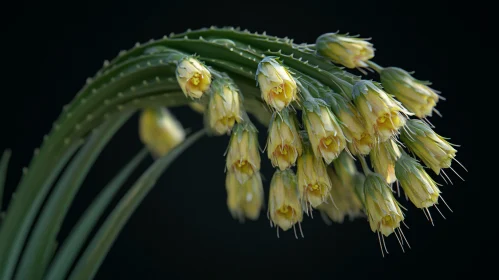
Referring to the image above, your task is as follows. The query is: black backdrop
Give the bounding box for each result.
[1,0,484,279]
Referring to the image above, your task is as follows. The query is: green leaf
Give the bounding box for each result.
[0,149,12,212]
[14,112,133,280]
[0,74,181,279]
[68,129,205,280]
[44,148,149,280]
[0,140,82,280]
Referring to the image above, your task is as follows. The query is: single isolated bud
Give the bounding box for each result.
[226,171,264,221]
[268,169,303,231]
[329,92,373,155]
[363,173,404,237]
[395,153,441,209]
[380,67,440,118]
[353,80,411,142]
[302,100,346,164]
[266,109,303,170]
[316,33,374,69]
[318,167,363,223]
[139,107,185,157]
[226,123,261,184]
[296,142,332,208]
[400,119,457,175]
[176,57,212,98]
[206,79,242,135]
[370,139,402,184]
[256,56,298,111]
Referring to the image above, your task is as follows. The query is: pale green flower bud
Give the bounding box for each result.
[332,151,358,185]
[395,153,441,209]
[256,57,298,111]
[266,110,303,171]
[380,67,440,118]
[363,173,404,237]
[268,169,303,231]
[318,167,363,223]
[139,107,185,157]
[353,80,411,142]
[370,139,402,184]
[226,171,264,221]
[400,119,457,175]
[302,101,346,164]
[329,92,373,155]
[226,123,261,184]
[296,143,332,208]
[176,57,212,98]
[316,33,374,69]
[206,79,242,135]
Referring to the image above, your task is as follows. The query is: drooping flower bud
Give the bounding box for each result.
[370,139,402,184]
[353,80,411,142]
[329,92,373,155]
[226,123,261,184]
[139,107,185,157]
[206,79,242,135]
[302,100,346,164]
[266,109,303,170]
[268,169,303,231]
[226,171,264,221]
[380,67,440,118]
[362,173,404,236]
[400,119,457,175]
[176,57,212,98]
[256,57,298,111]
[395,153,441,209]
[296,141,332,209]
[316,33,374,69]
[318,167,363,223]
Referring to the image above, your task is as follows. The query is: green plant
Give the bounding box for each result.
[0,27,466,279]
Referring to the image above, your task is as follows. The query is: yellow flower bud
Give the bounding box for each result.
[395,154,441,209]
[226,171,264,221]
[139,107,185,157]
[266,110,302,170]
[316,33,374,69]
[400,119,457,175]
[226,124,261,184]
[188,102,205,113]
[353,80,411,142]
[363,173,404,236]
[296,144,332,208]
[318,167,363,223]
[329,93,373,155]
[303,102,346,164]
[176,57,212,98]
[268,169,303,231]
[207,80,242,135]
[380,67,440,118]
[256,57,298,111]
[369,139,402,184]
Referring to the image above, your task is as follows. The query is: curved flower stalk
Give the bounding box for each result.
[0,26,466,278]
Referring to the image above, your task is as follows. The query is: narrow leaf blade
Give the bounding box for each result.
[68,129,205,280]
[44,148,149,280]
[14,113,133,280]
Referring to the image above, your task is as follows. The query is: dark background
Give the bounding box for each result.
[1,0,485,279]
